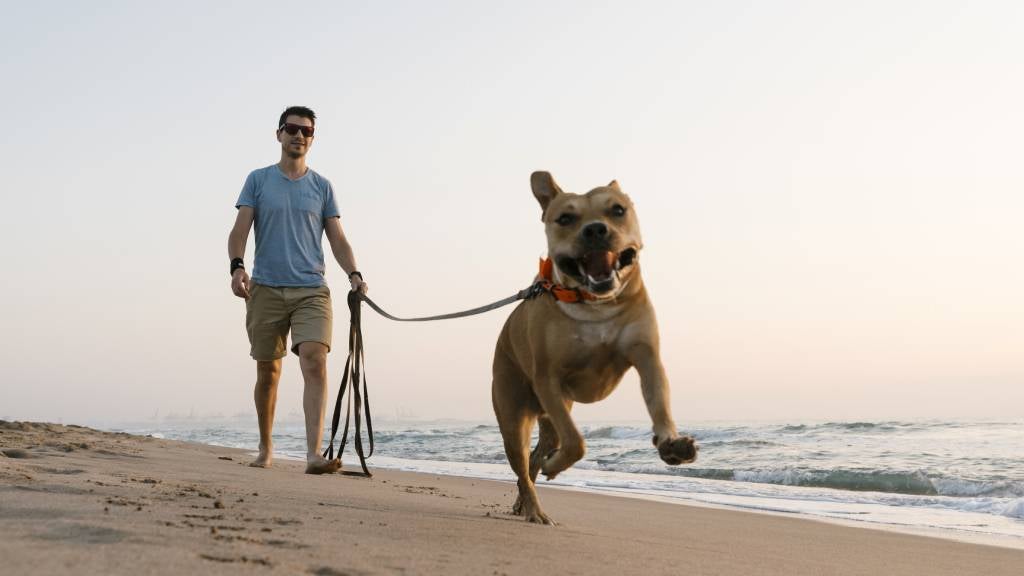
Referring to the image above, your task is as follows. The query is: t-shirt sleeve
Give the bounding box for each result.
[323,178,341,219]
[236,171,257,209]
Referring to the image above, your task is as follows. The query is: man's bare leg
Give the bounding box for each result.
[298,341,341,474]
[250,359,282,467]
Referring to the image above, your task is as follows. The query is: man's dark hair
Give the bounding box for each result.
[278,106,316,128]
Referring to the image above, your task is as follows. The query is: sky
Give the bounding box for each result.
[1,1,1021,427]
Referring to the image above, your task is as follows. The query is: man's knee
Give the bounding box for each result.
[256,360,281,385]
[297,341,328,366]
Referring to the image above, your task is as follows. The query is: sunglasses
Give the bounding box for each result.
[279,123,314,138]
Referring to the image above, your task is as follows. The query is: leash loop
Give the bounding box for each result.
[322,290,374,476]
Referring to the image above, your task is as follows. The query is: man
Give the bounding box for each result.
[228,106,367,474]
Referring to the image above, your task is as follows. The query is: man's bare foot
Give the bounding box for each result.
[305,455,341,475]
[249,450,272,468]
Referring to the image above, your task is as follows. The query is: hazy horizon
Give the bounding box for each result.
[1,1,1022,426]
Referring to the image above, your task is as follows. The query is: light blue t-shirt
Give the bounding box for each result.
[235,164,340,287]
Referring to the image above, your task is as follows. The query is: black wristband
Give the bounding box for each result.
[230,258,245,276]
[348,270,363,281]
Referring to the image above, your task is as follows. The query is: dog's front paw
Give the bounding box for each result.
[656,435,698,465]
[540,450,566,480]
[540,444,584,480]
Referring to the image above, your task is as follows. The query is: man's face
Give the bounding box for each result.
[277,115,314,159]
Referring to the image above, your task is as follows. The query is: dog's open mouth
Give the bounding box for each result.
[556,248,637,294]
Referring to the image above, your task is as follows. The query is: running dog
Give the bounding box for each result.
[491,171,697,525]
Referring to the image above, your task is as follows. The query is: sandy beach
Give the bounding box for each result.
[1,421,1021,575]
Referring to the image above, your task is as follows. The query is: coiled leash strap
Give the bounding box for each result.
[322,282,548,476]
[323,291,374,476]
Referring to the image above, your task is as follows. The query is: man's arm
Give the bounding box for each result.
[228,206,255,299]
[324,217,367,293]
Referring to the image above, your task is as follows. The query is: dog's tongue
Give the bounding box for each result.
[582,251,616,280]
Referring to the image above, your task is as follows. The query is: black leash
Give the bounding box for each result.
[322,291,374,476]
[322,282,545,476]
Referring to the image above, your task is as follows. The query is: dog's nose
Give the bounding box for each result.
[582,222,608,240]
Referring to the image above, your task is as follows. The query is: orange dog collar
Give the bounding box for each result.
[537,258,598,303]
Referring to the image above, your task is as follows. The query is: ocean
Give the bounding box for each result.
[112,418,1024,546]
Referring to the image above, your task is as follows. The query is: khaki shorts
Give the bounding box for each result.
[245,283,333,360]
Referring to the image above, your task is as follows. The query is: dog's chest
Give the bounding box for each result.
[572,321,619,348]
[562,322,630,403]
[563,320,629,375]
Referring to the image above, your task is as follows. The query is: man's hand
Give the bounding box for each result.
[232,269,252,299]
[349,275,368,294]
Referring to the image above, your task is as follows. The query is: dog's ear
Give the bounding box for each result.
[607,180,621,192]
[531,171,563,217]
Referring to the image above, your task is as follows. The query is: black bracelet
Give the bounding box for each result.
[230,258,245,276]
[348,270,363,281]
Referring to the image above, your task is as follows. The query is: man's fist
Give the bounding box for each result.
[231,269,251,299]
[350,275,368,294]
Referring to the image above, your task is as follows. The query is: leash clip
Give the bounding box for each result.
[523,281,548,300]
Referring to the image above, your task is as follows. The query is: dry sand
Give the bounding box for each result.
[1,421,1022,575]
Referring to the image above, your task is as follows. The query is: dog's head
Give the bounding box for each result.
[531,171,643,298]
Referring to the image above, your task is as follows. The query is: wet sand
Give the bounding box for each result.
[1,421,1022,575]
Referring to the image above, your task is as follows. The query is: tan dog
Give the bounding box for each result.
[492,171,697,525]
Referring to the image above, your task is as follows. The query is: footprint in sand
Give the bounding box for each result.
[29,466,85,475]
[199,554,272,567]
[310,567,367,576]
[36,524,128,544]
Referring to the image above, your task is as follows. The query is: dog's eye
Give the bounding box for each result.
[611,204,627,217]
[555,213,577,226]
